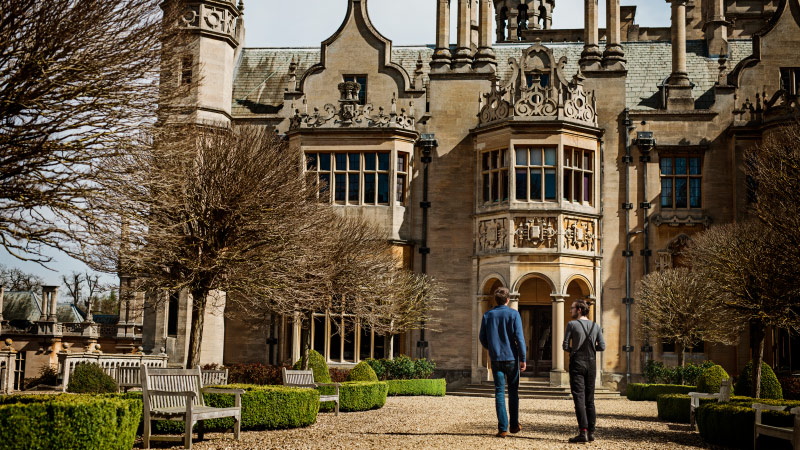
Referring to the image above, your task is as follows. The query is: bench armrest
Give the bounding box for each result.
[203,388,245,395]
[147,390,196,399]
[752,403,789,412]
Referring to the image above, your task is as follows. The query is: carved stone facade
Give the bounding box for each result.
[478,218,509,252]
[180,1,240,44]
[563,217,596,252]
[512,216,557,249]
[290,86,416,131]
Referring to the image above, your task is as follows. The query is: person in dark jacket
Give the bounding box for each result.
[563,299,606,443]
[479,287,527,438]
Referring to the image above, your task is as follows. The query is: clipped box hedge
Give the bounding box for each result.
[626,383,696,401]
[386,379,446,396]
[696,398,800,450]
[656,393,717,423]
[0,394,141,450]
[320,381,388,412]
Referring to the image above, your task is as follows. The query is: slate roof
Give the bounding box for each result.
[232,39,753,118]
[2,291,85,323]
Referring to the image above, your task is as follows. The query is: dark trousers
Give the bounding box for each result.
[569,358,597,431]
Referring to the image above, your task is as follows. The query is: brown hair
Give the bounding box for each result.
[574,299,591,317]
[494,287,510,306]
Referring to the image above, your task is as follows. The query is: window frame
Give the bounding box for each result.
[343,74,368,105]
[659,153,703,210]
[562,147,594,206]
[306,151,392,206]
[309,309,388,363]
[513,146,557,202]
[481,149,509,204]
[780,67,800,96]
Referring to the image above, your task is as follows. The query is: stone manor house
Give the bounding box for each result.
[5,0,797,390]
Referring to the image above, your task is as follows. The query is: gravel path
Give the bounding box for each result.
[150,396,709,449]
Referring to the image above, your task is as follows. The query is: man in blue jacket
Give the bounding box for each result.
[479,287,527,438]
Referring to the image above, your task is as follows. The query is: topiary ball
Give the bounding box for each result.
[696,364,729,394]
[734,360,783,399]
[67,362,117,394]
[347,361,378,382]
[293,349,331,383]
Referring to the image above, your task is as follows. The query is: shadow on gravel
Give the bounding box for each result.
[520,407,663,423]
[355,431,550,443]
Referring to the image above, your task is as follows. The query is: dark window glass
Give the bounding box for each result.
[583,153,591,170]
[491,173,499,202]
[483,174,490,202]
[483,152,490,170]
[364,152,376,171]
[335,153,347,170]
[397,153,407,172]
[502,171,508,201]
[343,320,356,362]
[319,153,331,171]
[319,173,331,200]
[364,173,376,204]
[531,148,542,165]
[563,169,572,201]
[516,148,527,165]
[584,174,592,202]
[306,153,317,170]
[661,178,673,207]
[396,174,406,205]
[349,153,360,170]
[343,75,367,104]
[689,157,701,175]
[313,315,326,355]
[675,157,687,175]
[374,334,386,358]
[690,178,702,208]
[181,55,193,85]
[516,169,527,200]
[544,169,556,200]
[348,174,359,202]
[573,171,581,203]
[531,171,542,200]
[329,323,341,361]
[544,148,556,166]
[378,153,390,171]
[378,173,389,203]
[660,157,673,175]
[167,292,179,336]
[675,178,688,208]
[335,174,346,202]
[359,327,372,360]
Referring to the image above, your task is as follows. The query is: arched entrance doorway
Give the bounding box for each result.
[480,278,506,372]
[518,276,553,376]
[564,277,593,367]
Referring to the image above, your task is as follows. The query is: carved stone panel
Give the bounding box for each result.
[513,217,557,249]
[563,217,596,252]
[478,218,508,253]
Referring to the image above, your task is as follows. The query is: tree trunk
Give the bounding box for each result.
[186,288,209,369]
[752,322,766,398]
[676,342,685,385]
[299,310,313,370]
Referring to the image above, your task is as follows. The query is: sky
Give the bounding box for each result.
[0,0,671,288]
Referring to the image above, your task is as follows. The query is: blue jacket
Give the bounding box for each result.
[479,305,526,363]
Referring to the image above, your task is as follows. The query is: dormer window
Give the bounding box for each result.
[780,68,799,96]
[343,75,367,105]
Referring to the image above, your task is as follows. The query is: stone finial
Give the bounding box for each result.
[4,338,12,351]
[94,343,102,353]
[238,0,244,12]
[160,346,167,355]
[61,342,71,353]
[137,346,144,354]
[338,81,361,102]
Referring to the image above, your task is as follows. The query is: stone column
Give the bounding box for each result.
[603,0,625,69]
[705,0,728,58]
[550,294,568,386]
[666,0,694,109]
[453,0,474,69]
[580,0,602,70]
[474,0,496,72]
[509,292,520,311]
[431,0,452,71]
[0,285,5,321]
[470,0,479,52]
[42,285,58,321]
[507,8,519,41]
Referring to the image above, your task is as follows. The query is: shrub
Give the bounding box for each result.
[643,360,715,385]
[387,379,446,396]
[67,363,117,394]
[293,350,332,383]
[682,361,716,386]
[227,363,284,385]
[656,394,717,423]
[0,394,141,450]
[696,399,800,449]
[697,364,730,394]
[346,361,378,382]
[386,354,416,380]
[365,358,386,380]
[414,358,436,379]
[322,381,387,412]
[734,360,783,399]
[329,368,350,383]
[24,366,59,390]
[779,376,800,400]
[626,383,696,401]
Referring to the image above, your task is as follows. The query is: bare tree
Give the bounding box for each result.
[0,264,43,292]
[88,124,337,368]
[0,0,187,263]
[61,272,84,309]
[637,267,742,380]
[686,221,799,397]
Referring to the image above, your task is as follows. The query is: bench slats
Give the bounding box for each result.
[282,368,340,416]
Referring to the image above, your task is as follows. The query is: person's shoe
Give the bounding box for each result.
[568,430,589,443]
[588,430,595,442]
[510,424,522,434]
[496,431,508,438]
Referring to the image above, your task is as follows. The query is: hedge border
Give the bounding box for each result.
[696,399,800,449]
[386,379,446,396]
[0,394,141,450]
[655,393,716,423]
[321,381,388,412]
[626,383,696,401]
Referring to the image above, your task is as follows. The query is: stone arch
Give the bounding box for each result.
[564,275,594,320]
[480,273,508,295]
[562,274,593,297]
[513,273,556,305]
[511,272,556,294]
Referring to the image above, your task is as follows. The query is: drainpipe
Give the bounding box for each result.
[622,109,636,385]
[634,129,656,361]
[416,134,438,359]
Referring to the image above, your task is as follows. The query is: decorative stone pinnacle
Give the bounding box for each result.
[338,81,361,103]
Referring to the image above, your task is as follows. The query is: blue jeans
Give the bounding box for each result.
[491,360,520,432]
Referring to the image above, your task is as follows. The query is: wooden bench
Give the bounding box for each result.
[117,366,141,393]
[752,403,800,450]
[688,378,731,427]
[141,366,244,449]
[201,368,228,386]
[282,368,341,416]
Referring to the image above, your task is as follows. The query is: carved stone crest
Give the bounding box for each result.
[479,218,508,252]
[563,217,596,252]
[513,217,557,249]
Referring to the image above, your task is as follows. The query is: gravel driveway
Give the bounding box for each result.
[151,396,709,449]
